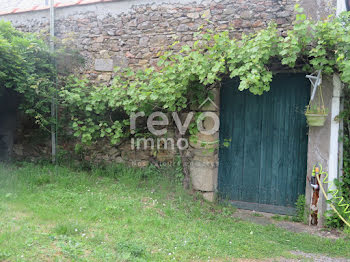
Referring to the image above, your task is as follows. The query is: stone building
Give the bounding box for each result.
[0,0,349,226]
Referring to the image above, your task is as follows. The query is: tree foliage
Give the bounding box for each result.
[0,20,56,128]
[0,20,82,130]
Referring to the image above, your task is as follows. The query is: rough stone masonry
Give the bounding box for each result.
[0,0,335,201]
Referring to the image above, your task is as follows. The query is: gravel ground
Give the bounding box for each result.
[231,209,349,262]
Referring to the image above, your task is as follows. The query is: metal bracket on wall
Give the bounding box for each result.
[306,70,322,101]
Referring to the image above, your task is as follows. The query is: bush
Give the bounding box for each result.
[292,195,306,223]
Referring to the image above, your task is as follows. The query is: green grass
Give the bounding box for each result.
[251,213,264,217]
[271,215,292,222]
[0,163,349,261]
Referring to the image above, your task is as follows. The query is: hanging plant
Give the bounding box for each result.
[305,105,328,127]
[305,84,329,127]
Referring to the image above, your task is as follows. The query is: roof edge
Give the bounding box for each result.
[0,0,114,16]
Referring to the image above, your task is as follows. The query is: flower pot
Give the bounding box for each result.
[305,113,328,127]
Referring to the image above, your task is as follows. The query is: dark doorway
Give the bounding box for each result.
[0,89,19,161]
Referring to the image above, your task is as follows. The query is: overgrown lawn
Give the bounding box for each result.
[0,163,349,261]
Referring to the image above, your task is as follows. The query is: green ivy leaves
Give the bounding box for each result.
[5,8,350,146]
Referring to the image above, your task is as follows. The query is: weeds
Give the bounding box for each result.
[0,163,349,261]
[293,194,307,223]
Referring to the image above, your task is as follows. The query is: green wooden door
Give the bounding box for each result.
[218,74,310,214]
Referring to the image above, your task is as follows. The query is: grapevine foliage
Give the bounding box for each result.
[60,7,350,145]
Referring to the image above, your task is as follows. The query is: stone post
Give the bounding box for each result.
[305,75,340,227]
[189,88,220,202]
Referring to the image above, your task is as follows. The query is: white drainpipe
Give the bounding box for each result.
[337,0,347,15]
[327,75,342,201]
[326,1,346,206]
[50,0,56,163]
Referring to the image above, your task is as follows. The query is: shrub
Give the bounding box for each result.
[293,194,306,223]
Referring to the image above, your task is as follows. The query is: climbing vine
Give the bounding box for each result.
[60,6,350,145]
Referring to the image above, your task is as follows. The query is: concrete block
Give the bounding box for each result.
[190,159,217,191]
[95,58,114,71]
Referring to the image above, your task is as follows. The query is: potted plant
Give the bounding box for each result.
[305,104,328,126]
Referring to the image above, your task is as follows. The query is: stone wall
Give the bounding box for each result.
[1,0,299,198]
[0,0,339,203]
[3,0,299,77]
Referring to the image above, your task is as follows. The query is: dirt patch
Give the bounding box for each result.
[231,209,344,239]
[288,251,350,262]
